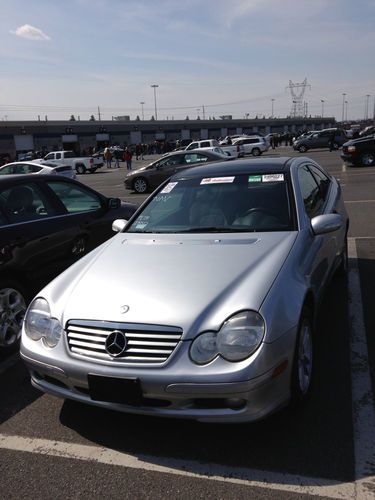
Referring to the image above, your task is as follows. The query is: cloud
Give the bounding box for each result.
[10,24,50,41]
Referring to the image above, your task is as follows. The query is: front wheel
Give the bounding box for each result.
[0,282,28,353]
[133,177,148,194]
[361,152,375,167]
[252,148,261,157]
[76,164,86,175]
[298,145,308,153]
[291,307,314,405]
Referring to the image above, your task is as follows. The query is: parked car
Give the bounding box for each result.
[35,151,103,175]
[21,157,348,423]
[124,149,231,193]
[341,134,375,167]
[0,161,76,179]
[185,139,244,158]
[293,128,348,152]
[0,175,137,353]
[232,136,269,156]
[359,126,375,137]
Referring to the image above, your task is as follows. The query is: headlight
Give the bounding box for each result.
[190,311,265,365]
[190,332,218,365]
[217,311,264,361]
[24,298,63,348]
[348,145,356,153]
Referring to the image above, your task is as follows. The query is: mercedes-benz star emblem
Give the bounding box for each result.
[105,330,127,357]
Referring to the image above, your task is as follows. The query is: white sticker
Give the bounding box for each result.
[200,176,235,185]
[262,174,284,182]
[135,223,148,230]
[161,182,178,193]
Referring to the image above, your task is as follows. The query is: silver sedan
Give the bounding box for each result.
[21,157,348,423]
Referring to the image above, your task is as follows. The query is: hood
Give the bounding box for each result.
[343,134,375,146]
[46,232,297,339]
[126,164,151,176]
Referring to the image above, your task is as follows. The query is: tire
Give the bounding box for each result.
[291,307,314,405]
[252,148,261,157]
[360,152,375,167]
[133,177,148,194]
[76,164,86,175]
[298,145,308,153]
[0,281,28,353]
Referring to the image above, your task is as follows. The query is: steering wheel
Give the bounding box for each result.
[240,207,274,218]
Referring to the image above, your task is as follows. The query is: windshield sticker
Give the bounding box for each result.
[200,176,235,185]
[262,174,284,182]
[161,182,178,193]
[154,194,172,203]
[134,215,150,230]
[248,175,262,183]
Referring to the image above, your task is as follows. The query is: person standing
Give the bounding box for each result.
[113,148,122,168]
[124,147,133,170]
[328,130,336,152]
[103,147,112,168]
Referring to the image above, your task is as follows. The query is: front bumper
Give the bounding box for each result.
[20,330,295,423]
[340,153,356,165]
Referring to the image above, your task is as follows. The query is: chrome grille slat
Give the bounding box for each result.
[66,320,182,365]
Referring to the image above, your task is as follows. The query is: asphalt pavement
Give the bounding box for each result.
[1,147,375,499]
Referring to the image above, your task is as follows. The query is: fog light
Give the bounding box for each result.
[224,398,246,410]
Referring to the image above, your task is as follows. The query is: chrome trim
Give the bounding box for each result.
[66,320,183,366]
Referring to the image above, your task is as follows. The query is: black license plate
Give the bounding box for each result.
[88,375,142,405]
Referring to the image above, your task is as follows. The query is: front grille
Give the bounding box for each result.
[66,320,183,365]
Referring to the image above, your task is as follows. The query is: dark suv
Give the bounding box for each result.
[341,135,375,167]
[293,128,348,152]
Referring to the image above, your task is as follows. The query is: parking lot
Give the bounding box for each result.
[1,146,375,499]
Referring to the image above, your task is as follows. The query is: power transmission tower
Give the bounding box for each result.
[286,79,311,117]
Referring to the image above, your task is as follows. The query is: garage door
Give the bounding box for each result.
[14,134,34,151]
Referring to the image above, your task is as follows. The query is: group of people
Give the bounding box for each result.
[103,147,133,170]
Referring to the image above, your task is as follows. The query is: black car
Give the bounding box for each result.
[341,135,375,167]
[0,175,138,352]
[124,150,231,193]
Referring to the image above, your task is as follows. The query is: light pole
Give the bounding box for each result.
[150,85,159,120]
[345,100,348,122]
[271,98,275,118]
[321,99,325,117]
[140,101,145,121]
[341,93,346,122]
[365,94,370,120]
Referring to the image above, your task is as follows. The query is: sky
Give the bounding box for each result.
[1,0,375,122]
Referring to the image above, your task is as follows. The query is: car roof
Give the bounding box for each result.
[172,157,293,180]
[0,173,75,185]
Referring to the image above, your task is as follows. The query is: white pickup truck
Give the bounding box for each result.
[185,139,244,158]
[38,151,103,174]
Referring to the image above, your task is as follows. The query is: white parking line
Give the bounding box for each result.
[345,200,375,204]
[0,239,374,498]
[0,433,356,498]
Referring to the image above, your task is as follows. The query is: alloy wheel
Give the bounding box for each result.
[0,287,26,348]
[297,319,313,395]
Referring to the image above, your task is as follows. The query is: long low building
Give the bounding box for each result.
[0,116,335,158]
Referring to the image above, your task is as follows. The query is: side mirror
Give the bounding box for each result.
[112,219,128,233]
[311,213,343,235]
[108,198,121,209]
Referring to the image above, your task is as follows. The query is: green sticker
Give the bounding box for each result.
[248,175,262,183]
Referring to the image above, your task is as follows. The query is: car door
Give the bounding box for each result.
[297,164,336,295]
[148,155,185,188]
[44,179,116,251]
[0,179,81,294]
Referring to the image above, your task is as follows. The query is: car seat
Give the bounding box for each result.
[4,186,36,222]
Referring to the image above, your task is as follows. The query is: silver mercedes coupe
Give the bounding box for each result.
[21,157,348,423]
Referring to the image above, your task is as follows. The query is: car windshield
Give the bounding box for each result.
[127,173,295,233]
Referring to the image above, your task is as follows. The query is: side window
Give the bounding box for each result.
[0,182,57,223]
[159,156,182,167]
[309,165,331,201]
[44,153,54,160]
[298,165,324,218]
[47,181,102,213]
[184,153,209,164]
[55,153,61,160]
[0,165,13,175]
[200,141,210,148]
[31,164,43,173]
